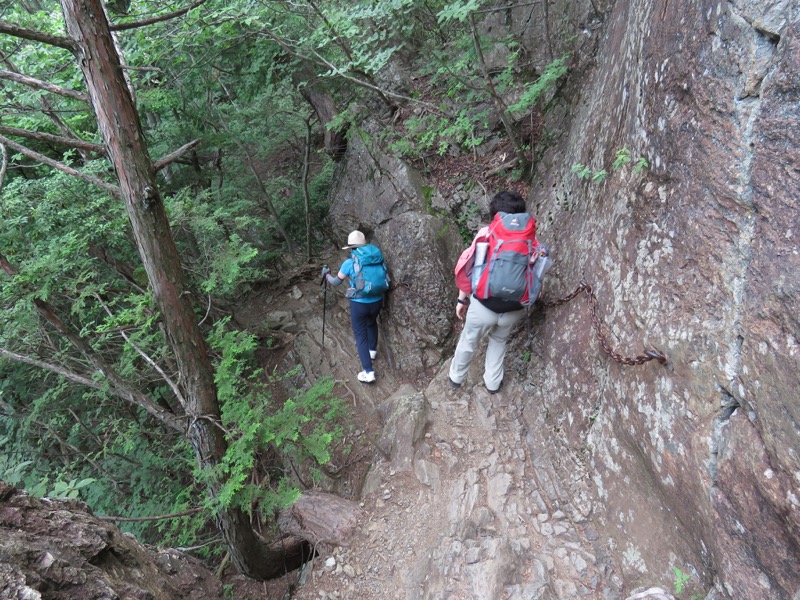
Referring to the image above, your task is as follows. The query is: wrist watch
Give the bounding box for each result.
[457,298,469,305]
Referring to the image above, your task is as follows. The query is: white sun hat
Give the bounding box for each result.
[342,230,367,249]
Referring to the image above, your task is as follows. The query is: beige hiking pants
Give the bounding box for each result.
[448,299,524,391]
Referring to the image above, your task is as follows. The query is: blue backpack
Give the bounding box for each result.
[351,245,390,298]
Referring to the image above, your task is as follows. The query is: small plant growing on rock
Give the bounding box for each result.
[572,147,649,183]
[673,566,692,595]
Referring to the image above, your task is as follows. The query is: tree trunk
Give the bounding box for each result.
[302,117,313,261]
[469,13,529,178]
[58,0,275,579]
[295,69,348,160]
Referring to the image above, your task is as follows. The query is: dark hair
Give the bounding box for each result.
[489,190,526,217]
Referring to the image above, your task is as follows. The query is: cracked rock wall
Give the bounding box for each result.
[526,0,799,596]
[326,126,465,377]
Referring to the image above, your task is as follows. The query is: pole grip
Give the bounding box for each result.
[320,264,328,286]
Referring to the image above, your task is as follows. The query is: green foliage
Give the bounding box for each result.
[507,55,570,113]
[0,6,89,159]
[612,147,632,170]
[389,105,488,159]
[0,356,198,543]
[48,477,97,500]
[381,14,567,166]
[633,156,650,174]
[571,147,649,184]
[611,147,650,175]
[281,158,336,242]
[278,0,416,78]
[112,0,343,257]
[570,163,592,179]
[383,24,487,159]
[206,321,347,520]
[673,566,692,595]
[437,0,484,24]
[0,455,34,488]
[0,2,366,567]
[0,132,263,549]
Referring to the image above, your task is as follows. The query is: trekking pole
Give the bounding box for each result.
[321,265,328,348]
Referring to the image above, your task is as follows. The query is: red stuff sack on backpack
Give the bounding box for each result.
[473,212,538,306]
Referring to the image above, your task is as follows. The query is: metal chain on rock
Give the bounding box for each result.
[385,281,666,366]
[541,282,668,366]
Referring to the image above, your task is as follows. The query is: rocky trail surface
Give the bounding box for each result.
[287,374,643,600]
[241,272,673,600]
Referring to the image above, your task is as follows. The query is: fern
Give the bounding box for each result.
[507,55,569,113]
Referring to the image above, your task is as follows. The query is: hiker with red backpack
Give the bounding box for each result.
[449,191,546,393]
[322,230,390,384]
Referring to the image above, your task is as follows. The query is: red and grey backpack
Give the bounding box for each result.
[472,212,538,306]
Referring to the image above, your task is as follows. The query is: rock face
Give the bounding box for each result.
[376,384,432,471]
[524,0,800,596]
[321,0,799,598]
[0,481,223,599]
[326,130,465,376]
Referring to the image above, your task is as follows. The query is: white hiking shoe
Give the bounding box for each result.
[357,370,376,383]
[369,350,377,360]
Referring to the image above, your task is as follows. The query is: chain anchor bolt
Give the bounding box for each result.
[644,349,668,365]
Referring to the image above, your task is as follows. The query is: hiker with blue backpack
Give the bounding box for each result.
[322,230,390,384]
[449,190,550,393]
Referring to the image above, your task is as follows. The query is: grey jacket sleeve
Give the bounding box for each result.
[326,273,344,286]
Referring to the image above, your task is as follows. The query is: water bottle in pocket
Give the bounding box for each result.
[528,246,552,304]
[471,242,489,289]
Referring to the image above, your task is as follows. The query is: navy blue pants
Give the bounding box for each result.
[349,298,382,372]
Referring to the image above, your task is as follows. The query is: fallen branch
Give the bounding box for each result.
[0,124,104,153]
[0,134,120,196]
[153,138,201,171]
[483,157,520,178]
[215,552,230,578]
[99,507,204,522]
[0,68,89,103]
